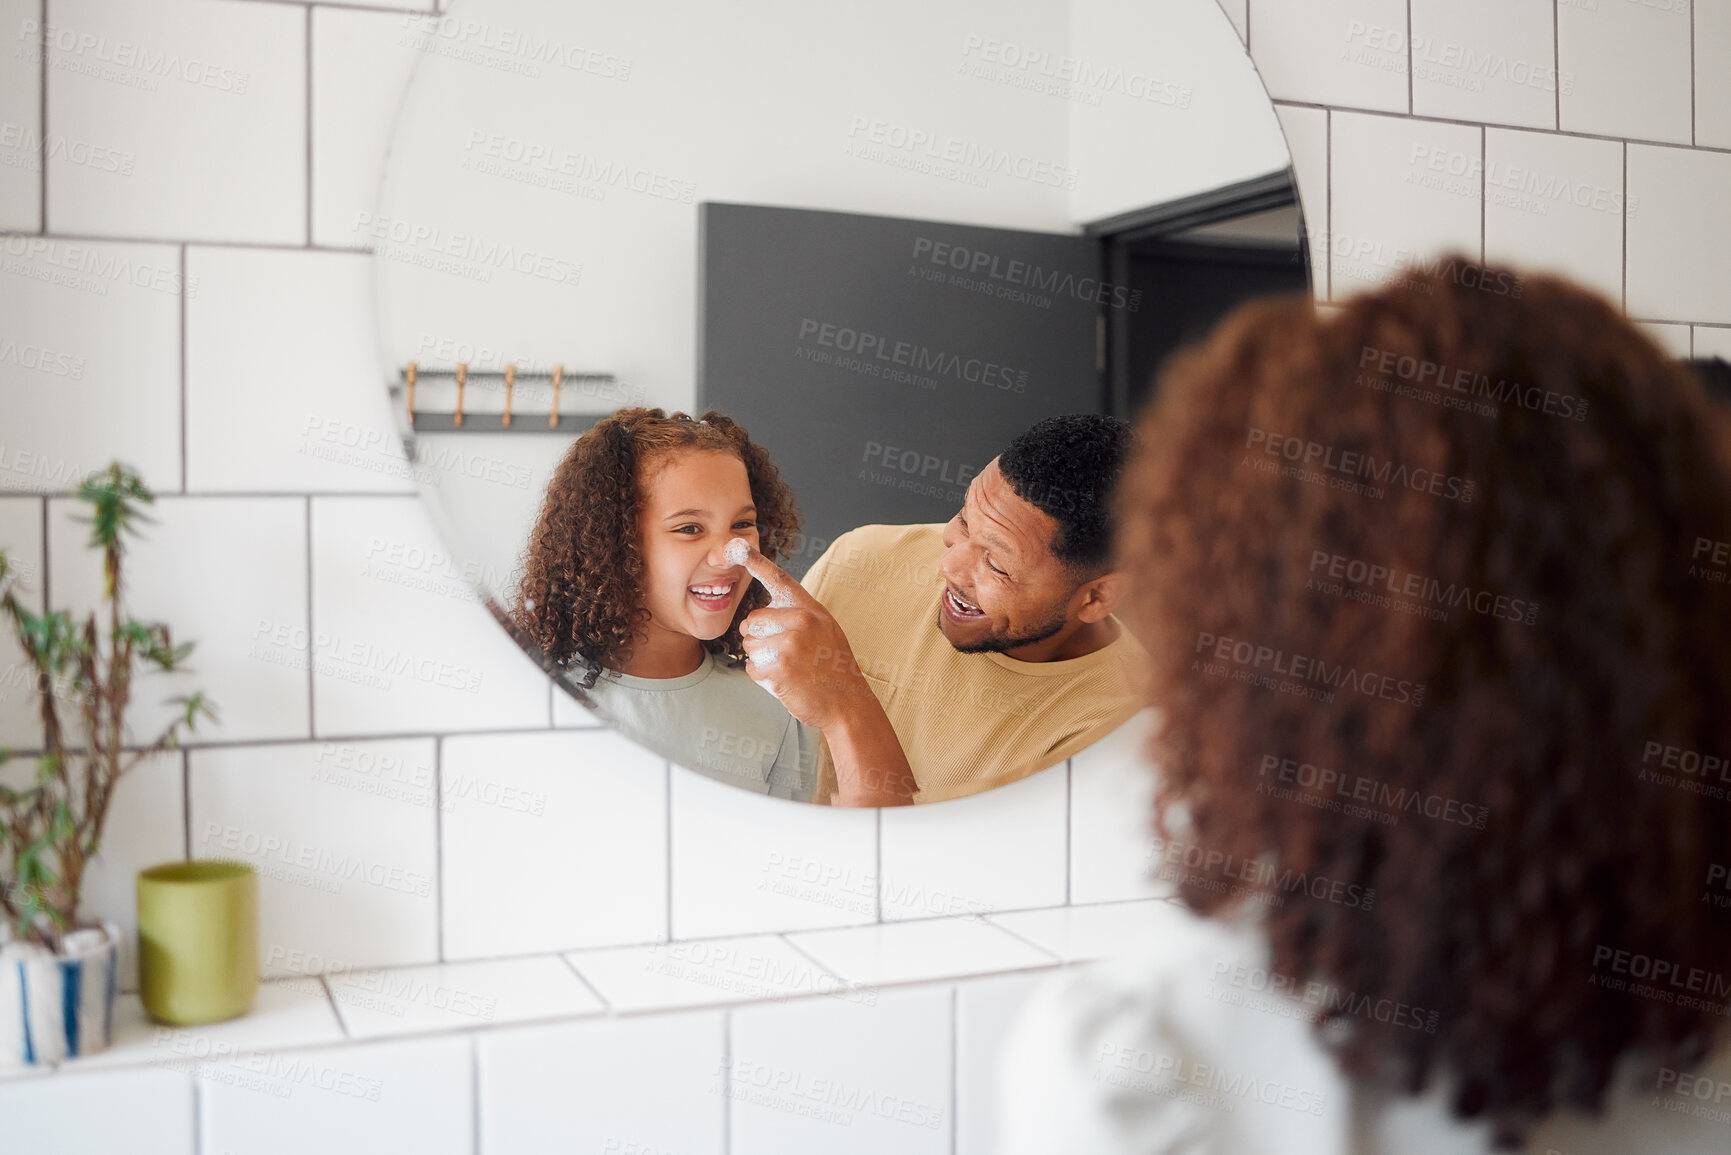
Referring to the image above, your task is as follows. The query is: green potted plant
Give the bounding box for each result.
[0,463,213,1069]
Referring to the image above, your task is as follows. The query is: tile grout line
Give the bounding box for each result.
[305,497,316,737]
[1479,126,1486,264]
[1553,0,1561,133]
[1622,141,1628,312]
[980,917,1066,965]
[1263,102,1724,155]
[776,933,846,984]
[434,735,445,962]
[664,760,673,941]
[179,246,188,493]
[1405,0,1413,116]
[556,952,614,1012]
[35,0,45,233]
[721,1009,733,1155]
[1325,108,1332,303]
[320,975,349,1037]
[1691,0,1697,147]
[305,4,313,248]
[181,749,192,860]
[949,986,959,1152]
[37,494,48,615]
[874,806,883,922]
[257,0,432,13]
[0,230,375,253]
[470,1033,482,1155]
[1064,758,1072,906]
[2,723,583,759]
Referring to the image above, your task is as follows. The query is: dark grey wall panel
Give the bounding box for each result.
[698,202,1101,576]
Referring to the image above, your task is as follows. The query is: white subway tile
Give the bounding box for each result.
[1557,0,1692,144]
[0,1066,193,1152]
[1638,321,1694,357]
[278,1,434,13]
[49,496,309,743]
[311,8,427,248]
[1695,326,1731,361]
[670,765,876,938]
[202,1035,472,1155]
[186,248,413,494]
[189,740,439,975]
[1410,0,1558,129]
[1483,127,1624,305]
[1700,0,1731,148]
[480,1011,726,1155]
[0,496,44,748]
[0,0,42,231]
[1627,144,1731,324]
[878,762,1065,921]
[1216,0,1248,42]
[441,729,667,958]
[569,934,855,1012]
[1329,112,1482,298]
[46,0,306,242]
[78,752,184,992]
[955,971,1049,1155]
[785,918,1056,987]
[67,981,342,1075]
[988,899,1181,963]
[1069,710,1171,904]
[327,955,603,1040]
[0,756,172,995]
[1250,0,1409,113]
[308,496,550,734]
[551,679,604,727]
[730,984,950,1154]
[0,238,181,493]
[1273,104,1329,301]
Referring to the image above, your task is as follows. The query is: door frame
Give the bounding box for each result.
[1089,170,1311,417]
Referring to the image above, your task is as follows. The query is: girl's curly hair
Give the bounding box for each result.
[511,407,799,688]
[1116,259,1731,1147]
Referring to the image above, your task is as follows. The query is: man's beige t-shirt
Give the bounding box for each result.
[802,523,1148,804]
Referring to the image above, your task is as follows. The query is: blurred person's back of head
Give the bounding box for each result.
[1115,258,1731,1150]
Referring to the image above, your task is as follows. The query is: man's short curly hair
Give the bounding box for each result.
[510,407,799,688]
[997,413,1132,574]
[1116,259,1731,1147]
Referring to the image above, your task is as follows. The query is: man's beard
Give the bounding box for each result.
[947,603,1069,655]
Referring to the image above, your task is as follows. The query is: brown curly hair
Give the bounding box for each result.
[511,407,799,688]
[1116,259,1731,1146]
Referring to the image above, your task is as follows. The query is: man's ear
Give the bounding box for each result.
[1073,570,1127,624]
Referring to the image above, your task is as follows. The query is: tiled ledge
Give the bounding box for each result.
[3,899,1180,1083]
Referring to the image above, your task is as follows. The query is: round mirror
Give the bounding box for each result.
[371,0,1309,806]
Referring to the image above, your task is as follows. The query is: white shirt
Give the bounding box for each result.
[562,651,819,802]
[1000,899,1731,1155]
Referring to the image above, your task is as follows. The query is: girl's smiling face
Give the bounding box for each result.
[622,448,759,676]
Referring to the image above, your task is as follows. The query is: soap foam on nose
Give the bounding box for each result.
[727,536,796,607]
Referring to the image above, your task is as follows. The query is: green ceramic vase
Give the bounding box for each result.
[136,860,259,1026]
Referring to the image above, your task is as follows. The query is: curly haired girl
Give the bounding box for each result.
[511,407,818,800]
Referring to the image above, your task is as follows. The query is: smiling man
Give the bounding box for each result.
[796,414,1148,804]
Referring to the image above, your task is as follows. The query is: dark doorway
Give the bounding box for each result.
[1093,172,1312,420]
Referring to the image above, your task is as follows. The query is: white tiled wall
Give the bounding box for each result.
[5,0,1730,1151]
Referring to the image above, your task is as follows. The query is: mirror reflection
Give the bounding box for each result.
[373,0,1311,804]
